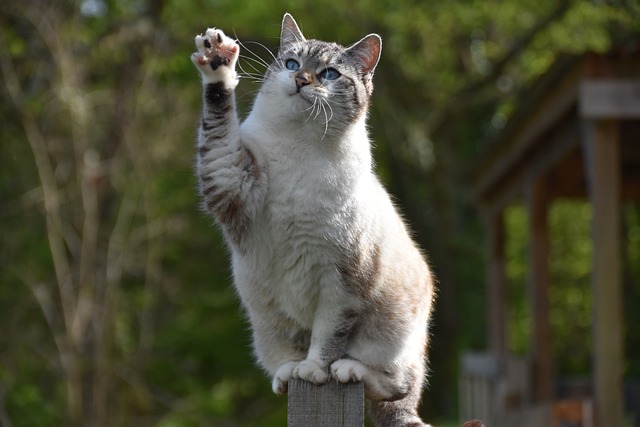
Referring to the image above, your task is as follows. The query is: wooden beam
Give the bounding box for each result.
[527,174,553,402]
[581,119,624,427]
[546,146,586,199]
[288,379,364,427]
[477,118,580,216]
[486,213,507,355]
[580,80,640,119]
[474,61,582,203]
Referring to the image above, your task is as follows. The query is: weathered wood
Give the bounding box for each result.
[497,403,551,427]
[580,80,640,119]
[459,352,500,425]
[551,398,594,427]
[526,174,553,402]
[581,119,624,427]
[486,213,507,355]
[473,57,582,206]
[459,352,530,425]
[287,379,364,427]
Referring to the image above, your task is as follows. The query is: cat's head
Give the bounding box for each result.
[261,13,381,137]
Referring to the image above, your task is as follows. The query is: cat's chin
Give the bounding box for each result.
[288,90,312,104]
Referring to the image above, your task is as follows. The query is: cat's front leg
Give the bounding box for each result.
[293,299,360,385]
[191,28,265,246]
[293,359,331,384]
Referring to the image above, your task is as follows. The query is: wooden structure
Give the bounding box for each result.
[472,43,640,426]
[288,379,486,426]
[287,379,364,427]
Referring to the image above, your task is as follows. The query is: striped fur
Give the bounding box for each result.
[191,14,435,427]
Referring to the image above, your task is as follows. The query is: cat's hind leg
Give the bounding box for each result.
[272,361,300,395]
[330,358,409,401]
[331,359,430,427]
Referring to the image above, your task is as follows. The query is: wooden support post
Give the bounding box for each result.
[582,119,624,427]
[527,174,553,402]
[287,379,364,427]
[486,212,507,355]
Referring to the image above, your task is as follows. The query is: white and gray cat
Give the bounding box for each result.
[191,13,435,427]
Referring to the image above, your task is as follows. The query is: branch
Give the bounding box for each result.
[426,0,573,137]
[0,382,14,427]
[0,30,76,331]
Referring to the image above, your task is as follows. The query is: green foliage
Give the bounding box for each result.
[505,204,531,356]
[548,201,592,375]
[504,200,640,378]
[625,205,640,377]
[505,201,593,372]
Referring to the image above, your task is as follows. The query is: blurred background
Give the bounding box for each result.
[1,0,639,426]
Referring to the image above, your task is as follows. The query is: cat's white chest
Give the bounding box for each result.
[266,157,344,321]
[231,111,369,327]
[233,142,348,328]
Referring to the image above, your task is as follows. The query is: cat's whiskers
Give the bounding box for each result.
[238,53,270,73]
[232,35,279,84]
[302,97,317,114]
[322,90,341,103]
[322,98,334,124]
[231,31,278,62]
[237,53,270,83]
[239,55,267,73]
[301,92,333,140]
[303,96,320,125]
[237,60,265,84]
[313,96,324,120]
[238,88,261,102]
[319,97,334,140]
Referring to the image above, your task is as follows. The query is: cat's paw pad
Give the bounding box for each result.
[271,361,300,395]
[191,28,239,86]
[330,359,367,383]
[293,359,330,384]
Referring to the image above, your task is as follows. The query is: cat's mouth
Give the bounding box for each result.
[290,89,313,104]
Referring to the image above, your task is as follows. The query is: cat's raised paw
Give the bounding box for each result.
[293,359,330,384]
[330,358,366,383]
[191,28,239,87]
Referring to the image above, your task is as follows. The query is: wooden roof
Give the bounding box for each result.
[473,44,640,215]
[471,41,640,427]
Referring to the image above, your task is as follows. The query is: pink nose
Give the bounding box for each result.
[295,73,312,88]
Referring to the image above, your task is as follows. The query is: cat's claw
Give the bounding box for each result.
[191,28,239,87]
[293,359,330,384]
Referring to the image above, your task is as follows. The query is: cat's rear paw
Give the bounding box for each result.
[331,358,366,383]
[293,359,330,384]
[191,28,239,87]
[331,359,406,401]
[271,361,300,395]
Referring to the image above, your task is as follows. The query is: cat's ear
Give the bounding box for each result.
[280,13,305,47]
[346,34,382,76]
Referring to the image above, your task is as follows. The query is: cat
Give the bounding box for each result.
[191,13,435,427]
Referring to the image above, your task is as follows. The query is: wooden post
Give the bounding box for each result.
[582,119,624,427]
[527,174,553,402]
[287,379,364,427]
[486,212,507,355]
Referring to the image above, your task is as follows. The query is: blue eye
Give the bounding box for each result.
[285,59,300,71]
[319,68,341,81]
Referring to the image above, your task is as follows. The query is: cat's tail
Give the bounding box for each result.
[369,387,431,427]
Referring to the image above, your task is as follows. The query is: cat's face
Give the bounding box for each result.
[261,14,381,138]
